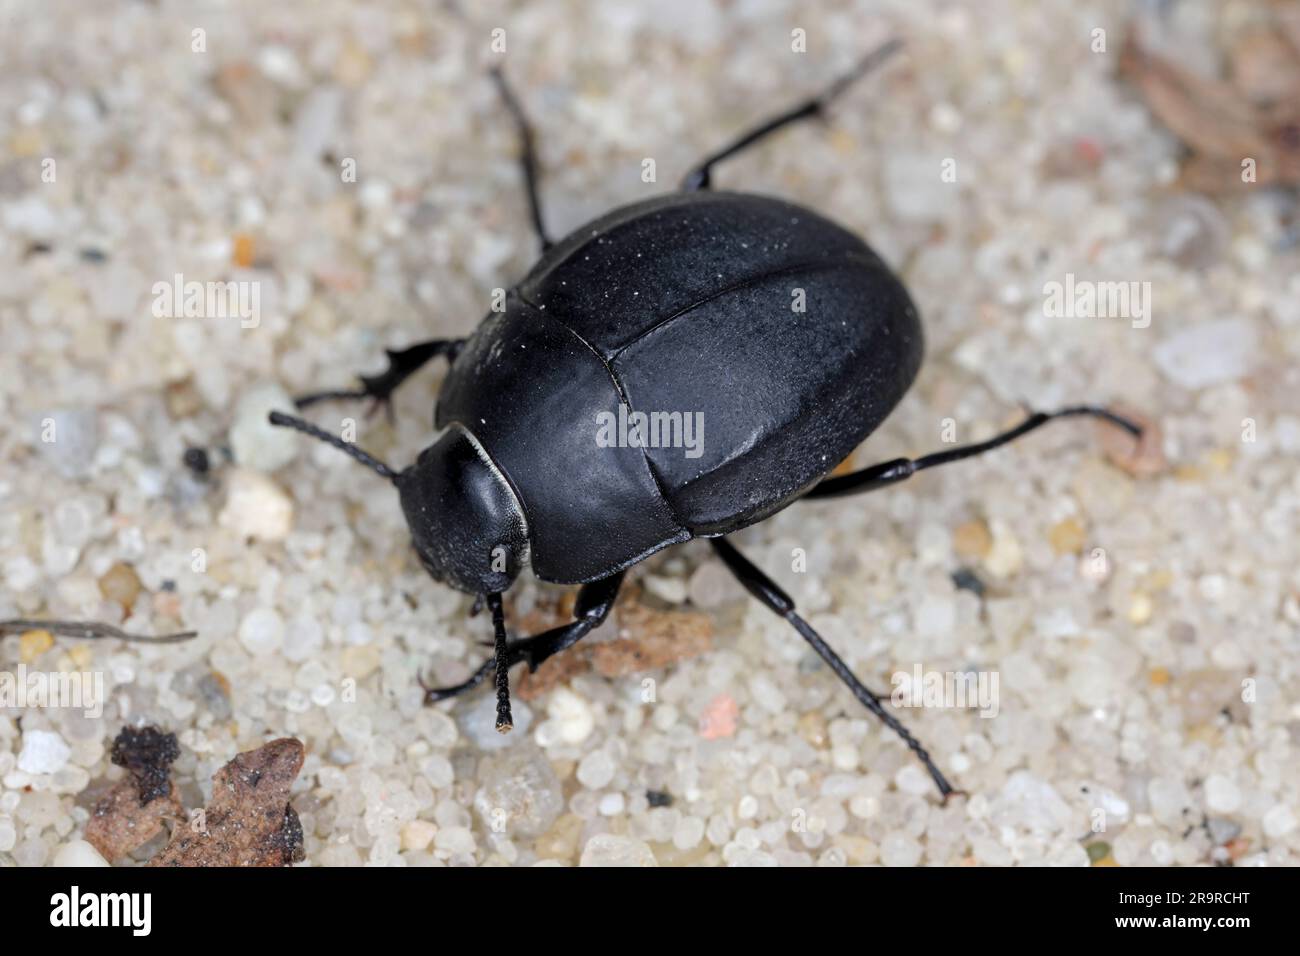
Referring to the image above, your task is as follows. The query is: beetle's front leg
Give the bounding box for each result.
[420,572,625,709]
[293,338,465,417]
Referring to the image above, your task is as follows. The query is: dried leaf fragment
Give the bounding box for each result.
[84,780,184,862]
[516,600,713,700]
[149,738,306,867]
[1120,30,1300,191]
[84,725,184,862]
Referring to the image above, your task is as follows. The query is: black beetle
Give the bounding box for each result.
[270,41,1141,800]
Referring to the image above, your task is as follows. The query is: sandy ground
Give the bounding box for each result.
[2,0,1298,866]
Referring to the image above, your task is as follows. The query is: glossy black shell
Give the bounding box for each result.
[436,190,923,584]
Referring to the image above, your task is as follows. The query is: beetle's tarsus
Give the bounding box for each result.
[292,339,463,413]
[420,574,625,707]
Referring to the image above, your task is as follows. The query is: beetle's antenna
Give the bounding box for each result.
[825,36,905,104]
[268,411,399,482]
[485,592,513,733]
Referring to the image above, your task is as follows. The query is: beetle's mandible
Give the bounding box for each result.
[270,40,1142,800]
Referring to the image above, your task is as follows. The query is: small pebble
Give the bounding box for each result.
[580,834,657,867]
[1206,817,1241,846]
[546,687,595,745]
[598,793,626,816]
[687,560,744,607]
[51,840,111,867]
[230,384,301,471]
[698,694,739,740]
[98,561,143,612]
[183,446,210,475]
[1128,592,1154,625]
[1151,195,1228,270]
[35,409,98,479]
[1262,804,1297,838]
[1152,318,1259,390]
[953,520,992,559]
[1204,774,1241,814]
[1047,517,1085,555]
[949,567,985,596]
[238,606,284,655]
[895,764,934,796]
[880,834,922,867]
[17,730,72,775]
[474,747,563,838]
[576,750,616,790]
[673,816,705,851]
[434,825,476,855]
[401,820,438,851]
[984,528,1023,578]
[642,574,687,604]
[18,629,54,663]
[218,468,294,540]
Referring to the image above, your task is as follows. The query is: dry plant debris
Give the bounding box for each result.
[148,738,306,867]
[1120,12,1300,192]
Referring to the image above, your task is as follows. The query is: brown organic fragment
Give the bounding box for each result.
[590,604,713,678]
[149,738,306,867]
[83,725,184,861]
[515,647,591,701]
[84,779,184,861]
[111,724,181,804]
[1120,30,1300,191]
[516,598,713,700]
[1097,407,1167,477]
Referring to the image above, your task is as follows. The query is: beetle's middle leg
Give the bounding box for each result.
[680,37,902,190]
[803,406,1143,500]
[293,338,464,414]
[709,536,960,801]
[420,572,625,711]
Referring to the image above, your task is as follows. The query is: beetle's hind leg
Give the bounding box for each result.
[709,536,961,802]
[680,37,903,191]
[293,338,464,418]
[420,573,625,717]
[490,67,552,251]
[803,405,1143,500]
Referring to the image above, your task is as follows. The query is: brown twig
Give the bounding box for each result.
[0,619,197,644]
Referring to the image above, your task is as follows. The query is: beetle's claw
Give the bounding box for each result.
[361,393,396,424]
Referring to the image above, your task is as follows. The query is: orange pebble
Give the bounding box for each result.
[699,694,739,740]
[232,233,256,268]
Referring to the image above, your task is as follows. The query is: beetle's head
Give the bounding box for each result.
[395,428,527,594]
[267,412,527,595]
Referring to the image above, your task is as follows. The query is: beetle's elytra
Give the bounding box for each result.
[438,189,923,586]
[271,41,1141,800]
